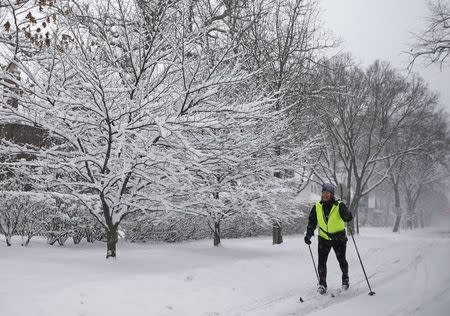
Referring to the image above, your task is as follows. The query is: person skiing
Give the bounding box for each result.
[304,183,353,295]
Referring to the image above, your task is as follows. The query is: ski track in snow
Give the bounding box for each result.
[227,271,376,316]
[224,228,450,316]
[303,229,450,316]
[0,227,449,316]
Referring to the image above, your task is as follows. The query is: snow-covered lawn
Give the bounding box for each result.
[1,227,449,316]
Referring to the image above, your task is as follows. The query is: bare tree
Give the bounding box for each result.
[239,0,332,244]
[380,75,441,232]
[409,0,450,69]
[313,57,434,233]
[399,109,450,230]
[0,192,22,246]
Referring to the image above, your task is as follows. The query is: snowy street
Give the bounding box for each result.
[1,227,449,316]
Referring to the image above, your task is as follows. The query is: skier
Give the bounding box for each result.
[304,183,353,295]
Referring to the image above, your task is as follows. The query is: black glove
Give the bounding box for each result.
[304,235,311,245]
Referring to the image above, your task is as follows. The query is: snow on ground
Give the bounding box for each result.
[1,226,449,316]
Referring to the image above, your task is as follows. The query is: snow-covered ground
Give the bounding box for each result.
[1,226,449,316]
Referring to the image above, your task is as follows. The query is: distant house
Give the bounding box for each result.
[358,192,388,226]
[296,181,321,207]
[0,123,48,152]
[0,62,50,190]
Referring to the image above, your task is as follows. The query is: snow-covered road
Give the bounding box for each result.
[1,227,449,316]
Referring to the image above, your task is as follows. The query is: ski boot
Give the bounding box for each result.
[342,280,349,291]
[317,284,327,295]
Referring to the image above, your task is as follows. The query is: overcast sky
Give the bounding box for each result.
[319,0,450,113]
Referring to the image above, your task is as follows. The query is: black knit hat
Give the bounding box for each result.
[322,183,335,195]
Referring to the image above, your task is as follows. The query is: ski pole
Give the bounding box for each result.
[307,244,320,283]
[348,226,376,296]
[300,244,320,303]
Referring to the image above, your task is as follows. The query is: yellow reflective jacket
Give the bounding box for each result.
[315,201,345,240]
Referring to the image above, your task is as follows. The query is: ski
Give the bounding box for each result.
[298,291,329,303]
[299,287,349,302]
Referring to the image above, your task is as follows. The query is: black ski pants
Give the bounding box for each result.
[317,238,349,288]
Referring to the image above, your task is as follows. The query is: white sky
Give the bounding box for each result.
[319,0,450,113]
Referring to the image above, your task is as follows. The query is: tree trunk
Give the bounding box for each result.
[384,202,391,227]
[406,193,414,230]
[348,193,361,234]
[273,140,283,245]
[213,222,221,246]
[356,209,360,234]
[86,229,95,243]
[347,213,355,235]
[413,209,418,229]
[347,209,359,235]
[272,222,283,245]
[1,220,13,246]
[406,207,414,230]
[393,213,401,232]
[5,234,12,246]
[47,234,58,245]
[57,234,69,246]
[347,204,358,235]
[24,235,32,247]
[106,228,118,259]
[73,235,83,244]
[419,209,424,228]
[392,184,402,232]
